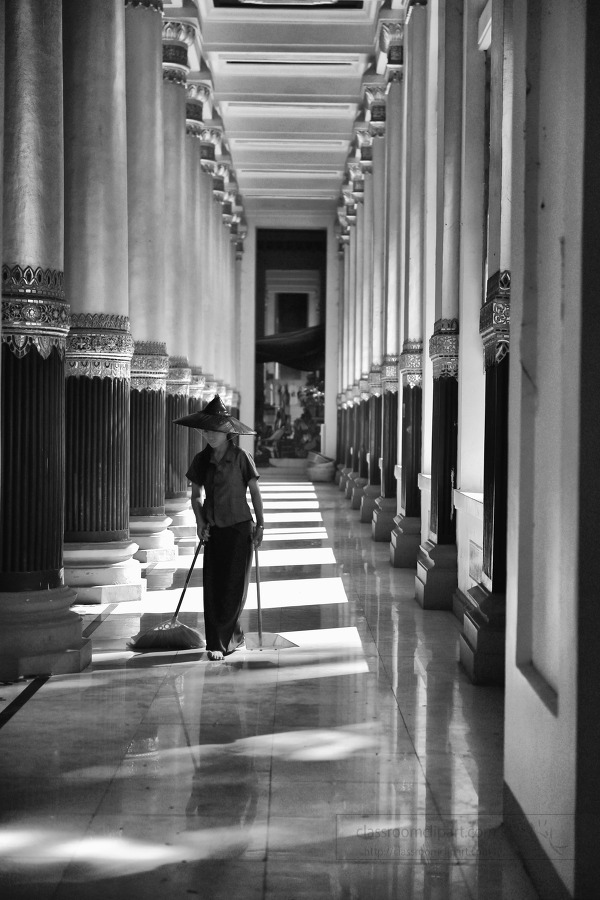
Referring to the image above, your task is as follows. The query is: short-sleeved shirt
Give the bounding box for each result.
[186,442,260,528]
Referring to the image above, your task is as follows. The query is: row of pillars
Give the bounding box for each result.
[335,2,511,685]
[0,0,243,680]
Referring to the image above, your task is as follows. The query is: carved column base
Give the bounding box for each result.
[372,497,396,542]
[338,466,353,492]
[166,496,197,555]
[360,484,381,523]
[0,587,92,681]
[458,583,506,685]
[64,541,143,604]
[415,540,458,609]
[130,515,178,564]
[351,477,368,510]
[345,471,360,500]
[390,515,421,568]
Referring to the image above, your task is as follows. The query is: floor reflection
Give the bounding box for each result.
[0,472,538,900]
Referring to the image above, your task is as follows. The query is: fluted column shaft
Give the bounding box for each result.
[63,0,131,536]
[373,69,403,540]
[415,0,463,609]
[0,0,89,677]
[125,0,175,563]
[428,0,462,545]
[391,5,427,565]
[2,0,65,588]
[161,20,197,552]
[62,0,141,602]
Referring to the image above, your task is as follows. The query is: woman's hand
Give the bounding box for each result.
[252,524,264,548]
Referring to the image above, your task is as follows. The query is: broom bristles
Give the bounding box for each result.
[128,618,206,652]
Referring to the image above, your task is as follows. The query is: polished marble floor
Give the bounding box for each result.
[0,471,539,899]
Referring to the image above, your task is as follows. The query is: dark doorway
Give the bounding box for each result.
[254,229,327,459]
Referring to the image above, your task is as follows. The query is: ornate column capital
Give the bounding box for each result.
[429,319,459,380]
[359,376,370,402]
[189,366,206,400]
[131,340,169,392]
[167,355,192,396]
[186,82,209,137]
[2,264,69,359]
[480,270,510,368]
[381,355,400,393]
[364,83,387,138]
[125,0,163,11]
[347,161,364,204]
[202,376,218,404]
[355,125,373,174]
[162,20,196,85]
[379,21,404,82]
[369,365,383,397]
[197,121,223,173]
[66,314,135,380]
[399,339,423,388]
[213,159,231,200]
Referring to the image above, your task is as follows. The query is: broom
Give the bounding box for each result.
[128,540,206,652]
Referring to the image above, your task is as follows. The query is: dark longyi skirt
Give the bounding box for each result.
[202,520,253,655]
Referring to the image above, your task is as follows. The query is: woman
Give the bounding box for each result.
[175,395,264,661]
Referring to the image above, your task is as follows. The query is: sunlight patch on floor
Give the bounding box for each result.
[265,511,323,523]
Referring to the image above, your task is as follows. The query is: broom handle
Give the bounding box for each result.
[172,539,203,619]
[255,545,263,647]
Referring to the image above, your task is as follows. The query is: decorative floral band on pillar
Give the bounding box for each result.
[202,376,218,404]
[365,84,387,139]
[345,387,355,408]
[66,314,135,379]
[162,20,196,85]
[381,355,400,393]
[399,339,423,389]
[186,82,209,137]
[429,319,459,380]
[368,365,383,398]
[131,341,169,391]
[1,264,69,359]
[124,0,163,11]
[480,270,510,369]
[167,355,192,396]
[198,123,222,174]
[359,376,370,403]
[189,366,206,401]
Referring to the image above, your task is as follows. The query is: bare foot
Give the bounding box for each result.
[207,650,224,661]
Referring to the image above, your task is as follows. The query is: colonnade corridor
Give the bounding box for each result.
[0,470,536,900]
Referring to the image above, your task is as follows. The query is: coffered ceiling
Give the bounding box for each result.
[164,0,406,225]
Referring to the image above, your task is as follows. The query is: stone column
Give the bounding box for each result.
[125,0,176,566]
[334,227,346,480]
[165,357,194,554]
[0,0,90,679]
[188,366,206,462]
[460,0,514,685]
[350,127,374,511]
[361,79,386,523]
[339,198,357,492]
[373,24,403,542]
[62,0,141,604]
[162,18,197,552]
[391,5,427,567]
[346,159,367,505]
[198,116,222,381]
[415,0,463,608]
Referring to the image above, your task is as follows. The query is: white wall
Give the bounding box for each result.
[504,2,585,893]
